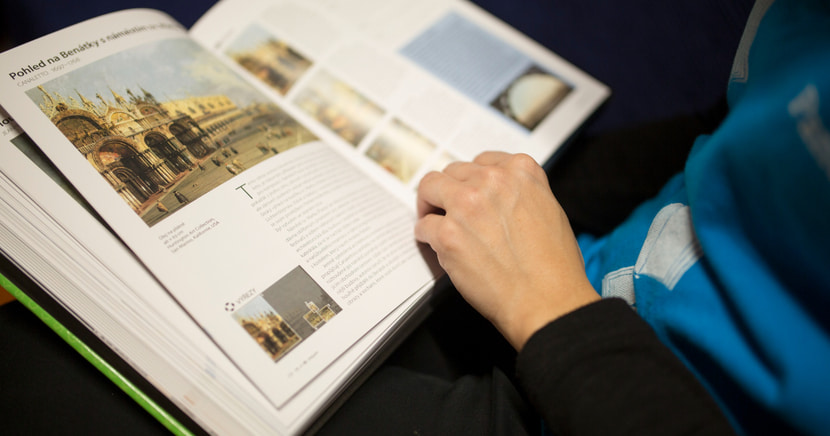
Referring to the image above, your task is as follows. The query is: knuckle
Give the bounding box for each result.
[436,220,463,252]
[443,161,464,173]
[510,153,540,172]
[455,188,481,212]
[509,153,547,183]
[419,170,440,185]
[481,165,509,187]
[417,170,440,192]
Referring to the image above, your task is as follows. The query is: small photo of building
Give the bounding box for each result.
[231,266,342,362]
[226,24,313,96]
[232,296,302,362]
[365,118,436,184]
[292,69,384,147]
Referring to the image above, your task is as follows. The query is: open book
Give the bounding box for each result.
[0,0,608,434]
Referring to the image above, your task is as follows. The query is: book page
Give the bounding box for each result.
[0,109,288,434]
[0,106,436,433]
[0,9,439,409]
[190,0,609,201]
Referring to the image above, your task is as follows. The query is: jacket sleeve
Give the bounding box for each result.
[515,298,735,436]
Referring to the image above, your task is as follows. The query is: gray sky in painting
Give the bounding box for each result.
[28,38,268,107]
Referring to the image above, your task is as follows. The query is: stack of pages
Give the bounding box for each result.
[0,0,608,434]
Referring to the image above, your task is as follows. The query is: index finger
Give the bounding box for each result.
[416,170,455,218]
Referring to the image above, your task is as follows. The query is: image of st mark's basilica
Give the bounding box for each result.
[30,84,316,226]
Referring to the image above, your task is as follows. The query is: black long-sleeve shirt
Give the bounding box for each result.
[516,298,736,436]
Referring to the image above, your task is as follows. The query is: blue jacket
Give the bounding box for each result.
[579,0,830,434]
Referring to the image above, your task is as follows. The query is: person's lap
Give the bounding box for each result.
[317,365,538,435]
[317,290,539,435]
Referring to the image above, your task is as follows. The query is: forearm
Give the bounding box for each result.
[516,298,735,436]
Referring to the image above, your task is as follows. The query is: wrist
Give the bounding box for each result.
[501,279,600,351]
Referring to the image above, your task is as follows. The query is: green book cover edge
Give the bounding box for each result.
[0,272,194,436]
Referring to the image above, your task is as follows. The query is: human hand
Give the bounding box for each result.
[415,152,599,350]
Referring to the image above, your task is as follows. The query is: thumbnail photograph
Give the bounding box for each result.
[232,266,342,362]
[292,69,384,147]
[226,24,313,96]
[365,118,436,183]
[490,65,572,131]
